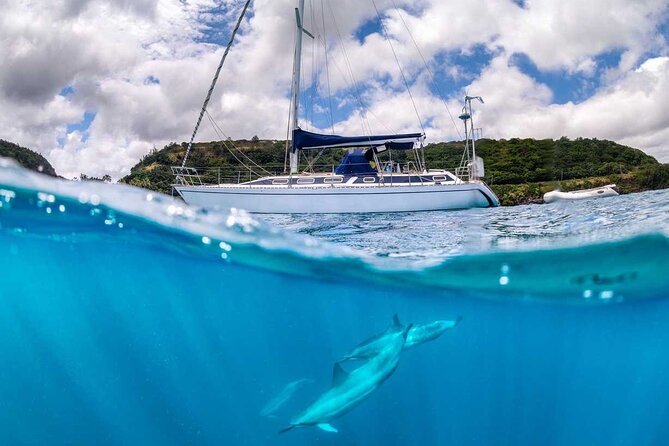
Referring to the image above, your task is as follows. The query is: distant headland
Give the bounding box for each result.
[0,140,57,177]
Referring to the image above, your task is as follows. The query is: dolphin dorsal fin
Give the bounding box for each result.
[402,323,413,340]
[392,313,402,329]
[332,363,349,386]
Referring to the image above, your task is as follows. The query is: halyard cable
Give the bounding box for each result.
[390,0,463,139]
[371,0,425,136]
[182,0,252,168]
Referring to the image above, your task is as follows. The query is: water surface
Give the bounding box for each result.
[1,160,668,445]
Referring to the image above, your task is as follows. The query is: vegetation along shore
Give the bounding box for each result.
[2,137,668,206]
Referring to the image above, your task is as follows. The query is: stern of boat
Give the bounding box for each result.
[477,181,500,207]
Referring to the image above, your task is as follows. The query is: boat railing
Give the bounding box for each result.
[171,162,466,186]
[171,166,204,186]
[172,165,286,185]
[455,165,471,182]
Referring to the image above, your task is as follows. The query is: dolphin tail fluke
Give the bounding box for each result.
[392,313,402,328]
[278,425,295,434]
[456,316,463,325]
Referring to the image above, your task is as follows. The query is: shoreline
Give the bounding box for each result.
[491,165,669,206]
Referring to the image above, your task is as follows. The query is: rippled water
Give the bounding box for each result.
[264,189,669,262]
[1,159,668,445]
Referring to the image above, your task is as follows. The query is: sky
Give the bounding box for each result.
[1,0,668,179]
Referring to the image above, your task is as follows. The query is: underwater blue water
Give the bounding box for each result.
[1,159,668,445]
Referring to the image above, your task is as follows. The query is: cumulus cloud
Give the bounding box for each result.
[0,0,667,180]
[497,0,669,72]
[465,55,669,161]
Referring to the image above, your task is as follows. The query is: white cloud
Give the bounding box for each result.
[496,0,669,72]
[465,55,669,161]
[0,0,667,180]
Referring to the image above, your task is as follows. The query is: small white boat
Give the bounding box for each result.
[543,184,619,203]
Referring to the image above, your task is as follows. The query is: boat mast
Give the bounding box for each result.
[289,0,311,174]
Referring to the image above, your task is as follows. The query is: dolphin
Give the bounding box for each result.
[260,378,314,418]
[405,316,462,348]
[279,321,412,434]
[338,315,461,363]
[334,314,405,364]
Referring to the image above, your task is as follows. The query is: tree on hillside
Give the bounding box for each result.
[0,140,58,176]
[80,173,112,182]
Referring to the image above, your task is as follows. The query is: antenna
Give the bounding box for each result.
[466,95,484,104]
[459,95,484,181]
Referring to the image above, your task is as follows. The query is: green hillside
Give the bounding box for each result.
[424,137,658,183]
[120,137,666,205]
[0,140,57,176]
[2,136,664,205]
[121,139,292,193]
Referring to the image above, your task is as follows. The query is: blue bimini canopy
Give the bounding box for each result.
[292,128,423,152]
[335,149,376,175]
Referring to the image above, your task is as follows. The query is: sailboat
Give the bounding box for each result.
[172,0,500,214]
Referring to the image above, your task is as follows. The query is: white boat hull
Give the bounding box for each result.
[543,185,619,203]
[175,182,499,213]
